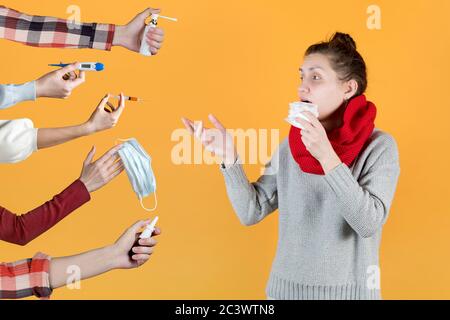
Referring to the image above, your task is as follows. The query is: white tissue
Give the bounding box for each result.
[285,101,319,129]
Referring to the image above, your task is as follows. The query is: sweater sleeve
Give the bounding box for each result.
[0,252,53,299]
[220,151,279,226]
[323,134,401,238]
[0,118,38,163]
[0,180,91,246]
[0,6,115,50]
[0,82,36,110]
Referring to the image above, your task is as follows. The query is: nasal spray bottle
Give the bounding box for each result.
[129,216,159,259]
[139,13,178,56]
[140,216,159,239]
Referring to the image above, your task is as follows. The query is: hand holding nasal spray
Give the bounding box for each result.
[128,216,159,259]
[140,13,178,56]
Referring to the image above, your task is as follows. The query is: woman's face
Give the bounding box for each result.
[298,53,354,121]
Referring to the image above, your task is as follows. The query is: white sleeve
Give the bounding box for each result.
[0,119,38,163]
[0,81,37,110]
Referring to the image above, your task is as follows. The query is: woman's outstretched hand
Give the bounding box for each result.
[181,114,238,166]
[79,144,124,193]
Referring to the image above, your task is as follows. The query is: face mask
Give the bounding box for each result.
[117,138,157,212]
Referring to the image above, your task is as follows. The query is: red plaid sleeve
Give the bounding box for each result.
[0,252,53,299]
[0,6,115,50]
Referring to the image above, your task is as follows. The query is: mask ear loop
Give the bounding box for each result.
[139,192,157,212]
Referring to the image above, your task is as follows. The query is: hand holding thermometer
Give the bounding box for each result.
[140,14,177,56]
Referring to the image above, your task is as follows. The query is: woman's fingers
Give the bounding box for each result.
[146,31,164,43]
[105,101,116,112]
[301,111,321,128]
[184,116,230,155]
[202,134,215,151]
[66,71,78,80]
[98,94,111,109]
[58,62,79,77]
[101,153,120,170]
[138,237,158,247]
[106,162,125,180]
[152,227,162,236]
[132,246,154,255]
[182,117,195,134]
[208,114,226,131]
[108,93,124,114]
[97,144,123,165]
[194,121,203,139]
[108,162,124,178]
[106,165,124,182]
[116,93,125,114]
[83,146,96,165]
[131,254,151,261]
[296,117,314,132]
[146,39,162,50]
[106,157,123,172]
[72,71,85,87]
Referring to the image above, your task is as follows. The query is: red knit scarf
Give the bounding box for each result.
[288,95,377,175]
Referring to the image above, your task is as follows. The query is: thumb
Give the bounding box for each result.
[84,146,96,165]
[137,7,161,21]
[208,114,226,131]
[58,62,80,76]
[115,92,126,113]
[129,219,151,235]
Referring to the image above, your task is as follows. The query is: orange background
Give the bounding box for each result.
[0,0,449,299]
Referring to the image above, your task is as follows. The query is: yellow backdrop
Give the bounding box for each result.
[0,0,449,300]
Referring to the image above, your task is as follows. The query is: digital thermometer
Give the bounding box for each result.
[49,62,104,71]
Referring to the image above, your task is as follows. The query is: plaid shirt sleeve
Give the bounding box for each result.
[0,6,115,50]
[0,252,53,299]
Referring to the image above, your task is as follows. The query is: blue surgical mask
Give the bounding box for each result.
[118,138,157,211]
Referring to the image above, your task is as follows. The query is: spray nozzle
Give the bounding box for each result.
[149,14,178,26]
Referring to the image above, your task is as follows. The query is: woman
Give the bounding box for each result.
[0,219,161,299]
[0,94,126,245]
[182,32,401,300]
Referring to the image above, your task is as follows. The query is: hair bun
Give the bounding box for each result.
[329,32,357,51]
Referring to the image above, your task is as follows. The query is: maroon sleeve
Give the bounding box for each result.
[0,180,91,246]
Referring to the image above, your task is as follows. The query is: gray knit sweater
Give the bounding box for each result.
[220,129,400,300]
